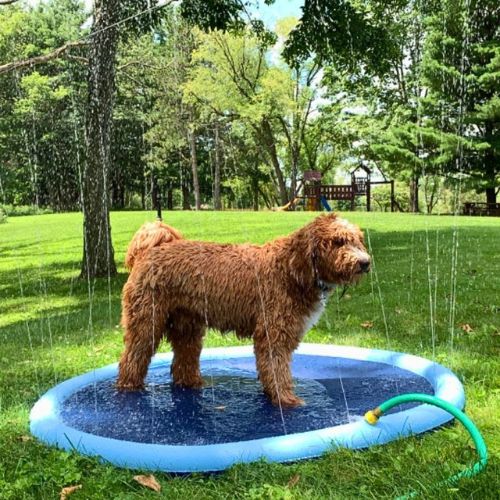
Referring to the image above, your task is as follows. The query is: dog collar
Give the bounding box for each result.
[317,280,336,293]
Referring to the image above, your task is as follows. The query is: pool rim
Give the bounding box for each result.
[30,343,465,472]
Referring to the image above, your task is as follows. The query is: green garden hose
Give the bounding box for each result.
[365,393,488,498]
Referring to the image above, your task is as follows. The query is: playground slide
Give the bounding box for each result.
[320,196,332,211]
[275,197,301,211]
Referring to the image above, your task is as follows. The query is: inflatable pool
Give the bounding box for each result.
[30,344,465,472]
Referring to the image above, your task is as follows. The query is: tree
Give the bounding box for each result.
[0,0,87,209]
[283,0,402,72]
[338,0,499,209]
[136,12,201,211]
[423,0,499,203]
[3,0,496,220]
[212,120,222,210]
[322,1,433,212]
[184,28,288,204]
[184,23,324,206]
[80,0,121,278]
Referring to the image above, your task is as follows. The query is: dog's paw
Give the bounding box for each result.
[188,378,205,390]
[116,382,145,391]
[173,377,205,390]
[274,393,305,408]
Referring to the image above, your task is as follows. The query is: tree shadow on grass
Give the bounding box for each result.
[0,260,127,306]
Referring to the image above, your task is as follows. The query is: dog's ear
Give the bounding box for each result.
[288,226,317,289]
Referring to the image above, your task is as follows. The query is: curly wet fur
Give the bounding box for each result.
[118,213,370,407]
[125,220,182,270]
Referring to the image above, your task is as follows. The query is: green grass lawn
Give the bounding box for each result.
[0,211,499,499]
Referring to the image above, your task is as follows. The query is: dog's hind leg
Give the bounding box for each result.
[254,324,304,408]
[167,314,205,389]
[117,283,167,390]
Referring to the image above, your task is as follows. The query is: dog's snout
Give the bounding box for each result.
[359,259,370,273]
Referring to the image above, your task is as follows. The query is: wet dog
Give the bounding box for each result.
[117,214,370,407]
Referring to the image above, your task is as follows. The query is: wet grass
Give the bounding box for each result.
[0,210,499,499]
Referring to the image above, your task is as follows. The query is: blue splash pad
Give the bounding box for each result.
[30,344,465,472]
[59,357,433,445]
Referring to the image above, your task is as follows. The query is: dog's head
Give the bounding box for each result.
[125,220,182,270]
[290,213,370,288]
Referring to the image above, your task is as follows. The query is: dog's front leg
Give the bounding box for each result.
[254,326,304,408]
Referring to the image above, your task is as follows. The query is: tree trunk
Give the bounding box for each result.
[178,149,191,210]
[423,176,441,214]
[213,122,222,210]
[259,120,288,206]
[485,122,497,204]
[258,186,272,210]
[151,172,158,211]
[111,169,124,209]
[181,166,191,210]
[290,141,299,206]
[188,127,201,210]
[485,188,496,204]
[409,175,420,213]
[167,186,173,210]
[252,175,259,211]
[80,0,119,279]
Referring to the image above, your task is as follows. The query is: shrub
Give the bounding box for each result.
[371,183,410,212]
[0,204,53,216]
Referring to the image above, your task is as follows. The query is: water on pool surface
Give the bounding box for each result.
[60,356,434,445]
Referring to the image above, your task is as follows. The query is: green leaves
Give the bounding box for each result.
[283,0,401,73]
[14,71,69,116]
[181,0,244,32]
[421,0,499,192]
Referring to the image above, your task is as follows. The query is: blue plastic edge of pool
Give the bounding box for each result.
[30,344,465,473]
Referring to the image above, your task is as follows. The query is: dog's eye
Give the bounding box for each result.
[331,237,347,246]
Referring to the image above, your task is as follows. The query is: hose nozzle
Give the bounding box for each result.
[364,407,382,425]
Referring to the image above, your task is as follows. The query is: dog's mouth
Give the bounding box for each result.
[324,261,370,286]
[329,273,362,286]
[355,268,369,276]
[347,267,369,283]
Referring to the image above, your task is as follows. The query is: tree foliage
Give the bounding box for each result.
[0,0,497,222]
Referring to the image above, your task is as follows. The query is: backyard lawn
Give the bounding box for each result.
[0,211,498,499]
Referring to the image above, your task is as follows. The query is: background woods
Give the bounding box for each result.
[1,0,497,213]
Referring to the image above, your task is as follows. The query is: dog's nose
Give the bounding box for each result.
[359,260,370,273]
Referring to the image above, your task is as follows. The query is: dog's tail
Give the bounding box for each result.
[125,220,183,270]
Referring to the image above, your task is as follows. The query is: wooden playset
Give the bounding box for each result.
[280,165,396,212]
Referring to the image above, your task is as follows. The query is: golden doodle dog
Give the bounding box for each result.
[117,214,370,407]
